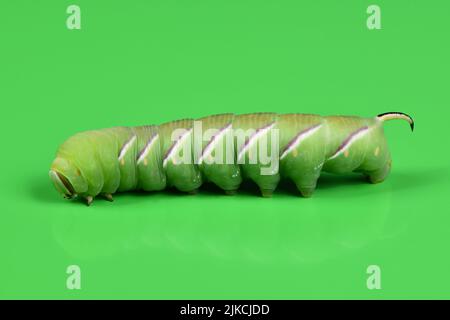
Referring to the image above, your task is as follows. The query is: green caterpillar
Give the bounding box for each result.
[49,112,413,205]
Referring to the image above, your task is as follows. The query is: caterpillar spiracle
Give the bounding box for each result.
[49,112,414,205]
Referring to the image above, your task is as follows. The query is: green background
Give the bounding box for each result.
[1,0,449,299]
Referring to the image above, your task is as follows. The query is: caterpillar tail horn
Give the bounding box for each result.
[377,112,414,132]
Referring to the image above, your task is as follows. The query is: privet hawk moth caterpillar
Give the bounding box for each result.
[49,112,414,205]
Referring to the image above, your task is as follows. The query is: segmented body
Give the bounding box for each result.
[49,112,413,204]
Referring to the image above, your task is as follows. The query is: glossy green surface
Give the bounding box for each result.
[1,0,449,299]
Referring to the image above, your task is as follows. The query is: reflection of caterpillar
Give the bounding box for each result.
[49,112,413,205]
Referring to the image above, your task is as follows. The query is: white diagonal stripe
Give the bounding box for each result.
[163,129,192,168]
[237,122,275,163]
[198,124,232,165]
[280,124,322,160]
[118,135,137,162]
[327,127,370,160]
[137,134,159,164]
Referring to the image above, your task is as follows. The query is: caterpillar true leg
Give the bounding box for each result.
[102,193,114,202]
[49,112,414,204]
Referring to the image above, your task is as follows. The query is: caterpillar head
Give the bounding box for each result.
[49,157,88,199]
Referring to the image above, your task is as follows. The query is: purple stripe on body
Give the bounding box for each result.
[137,133,158,160]
[118,134,137,160]
[281,123,321,155]
[163,128,192,164]
[201,123,232,157]
[329,126,369,159]
[239,121,275,153]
